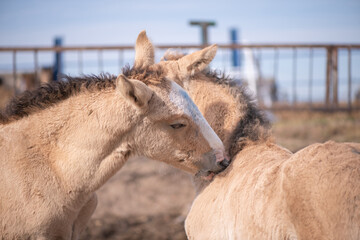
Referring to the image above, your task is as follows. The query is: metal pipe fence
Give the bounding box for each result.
[0,44,359,111]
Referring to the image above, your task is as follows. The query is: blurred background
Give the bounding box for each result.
[1,0,359,239]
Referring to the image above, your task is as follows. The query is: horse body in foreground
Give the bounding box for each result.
[161,51,360,239]
[0,32,228,240]
[187,140,360,239]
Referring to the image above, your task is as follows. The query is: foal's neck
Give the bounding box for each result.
[185,73,270,158]
[20,90,142,195]
[185,79,241,155]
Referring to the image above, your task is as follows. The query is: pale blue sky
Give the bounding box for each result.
[0,0,359,102]
[1,0,360,46]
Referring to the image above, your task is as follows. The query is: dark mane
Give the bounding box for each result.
[0,74,117,124]
[196,70,271,158]
[0,65,166,124]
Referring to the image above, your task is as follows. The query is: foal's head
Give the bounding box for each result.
[118,31,229,177]
[160,47,271,159]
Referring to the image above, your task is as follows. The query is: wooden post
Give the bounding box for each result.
[332,48,338,106]
[189,21,216,45]
[325,47,332,107]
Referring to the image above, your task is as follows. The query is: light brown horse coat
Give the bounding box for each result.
[187,141,360,239]
[0,32,228,240]
[161,51,360,239]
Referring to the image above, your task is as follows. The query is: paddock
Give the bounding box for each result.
[1,41,359,240]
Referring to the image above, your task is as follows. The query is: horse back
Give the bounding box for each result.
[282,141,360,240]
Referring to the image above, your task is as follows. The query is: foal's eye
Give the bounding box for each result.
[170,123,186,129]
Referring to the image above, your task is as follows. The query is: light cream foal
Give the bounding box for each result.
[0,31,228,240]
[161,50,360,240]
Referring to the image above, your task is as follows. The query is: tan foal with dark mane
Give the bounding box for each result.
[0,32,229,240]
[161,50,360,240]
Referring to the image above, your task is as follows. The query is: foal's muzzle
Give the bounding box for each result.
[198,149,230,180]
[218,158,230,169]
[213,149,230,172]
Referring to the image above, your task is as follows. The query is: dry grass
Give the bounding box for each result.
[272,110,360,152]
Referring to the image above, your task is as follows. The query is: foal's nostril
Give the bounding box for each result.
[219,158,230,169]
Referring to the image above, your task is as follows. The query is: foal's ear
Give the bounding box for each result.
[134,30,155,69]
[116,75,153,109]
[177,44,217,78]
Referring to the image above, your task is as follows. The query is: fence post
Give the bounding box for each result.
[325,47,338,108]
[52,37,63,81]
[189,21,216,45]
[325,47,333,107]
[332,48,338,106]
[230,29,240,67]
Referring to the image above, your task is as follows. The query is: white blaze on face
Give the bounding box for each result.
[169,81,224,151]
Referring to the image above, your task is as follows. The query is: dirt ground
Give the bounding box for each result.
[80,158,193,240]
[79,110,360,240]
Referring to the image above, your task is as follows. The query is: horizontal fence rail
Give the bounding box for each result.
[1,43,360,51]
[0,43,359,111]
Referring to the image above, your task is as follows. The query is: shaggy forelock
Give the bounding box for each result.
[122,64,165,85]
